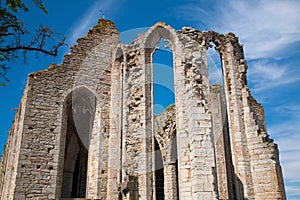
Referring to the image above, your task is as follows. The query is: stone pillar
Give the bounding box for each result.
[85,104,101,199]
[182,40,218,199]
[163,163,178,199]
[107,48,123,199]
[142,48,154,199]
[173,52,192,200]
[121,47,153,200]
[220,41,254,199]
[211,84,235,200]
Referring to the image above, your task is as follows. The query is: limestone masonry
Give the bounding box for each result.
[0,19,286,199]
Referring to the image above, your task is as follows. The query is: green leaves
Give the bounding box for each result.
[5,0,29,12]
[32,0,48,14]
[0,64,9,86]
[3,0,48,13]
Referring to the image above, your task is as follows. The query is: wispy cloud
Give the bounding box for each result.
[178,0,300,60]
[270,118,300,153]
[217,0,300,59]
[178,0,300,91]
[281,151,300,182]
[247,60,300,92]
[67,0,124,44]
[268,104,300,195]
[286,185,300,200]
[207,48,223,84]
[273,104,300,117]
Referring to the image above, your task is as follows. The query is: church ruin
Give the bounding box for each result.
[0,19,286,199]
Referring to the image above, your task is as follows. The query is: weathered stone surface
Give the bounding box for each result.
[0,19,286,200]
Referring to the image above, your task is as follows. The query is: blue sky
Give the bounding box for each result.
[1,0,300,198]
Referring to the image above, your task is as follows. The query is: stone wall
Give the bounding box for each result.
[0,143,6,195]
[0,19,119,199]
[0,82,30,200]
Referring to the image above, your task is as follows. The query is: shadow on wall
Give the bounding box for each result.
[234,173,248,200]
[120,175,139,199]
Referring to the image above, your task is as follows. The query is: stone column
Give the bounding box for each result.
[220,41,254,199]
[182,41,218,199]
[163,163,178,199]
[121,47,153,200]
[86,104,103,199]
[174,58,192,200]
[107,49,123,199]
[142,48,155,199]
[211,85,235,200]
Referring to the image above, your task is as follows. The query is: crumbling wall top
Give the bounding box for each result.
[28,19,119,81]
[86,19,118,38]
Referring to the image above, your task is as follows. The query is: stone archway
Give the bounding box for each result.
[60,87,96,198]
[142,23,182,200]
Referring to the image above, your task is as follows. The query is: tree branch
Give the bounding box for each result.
[0,45,59,56]
[0,24,24,34]
[0,1,66,84]
[0,32,15,36]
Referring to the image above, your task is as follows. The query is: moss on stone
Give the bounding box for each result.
[165,104,175,112]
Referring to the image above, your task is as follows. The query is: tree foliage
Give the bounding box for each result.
[0,0,65,85]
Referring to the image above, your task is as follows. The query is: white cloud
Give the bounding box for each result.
[286,186,300,200]
[273,104,300,117]
[208,67,222,84]
[247,61,300,92]
[281,151,300,182]
[268,104,300,195]
[207,48,223,84]
[178,0,300,92]
[67,0,124,44]
[178,0,300,59]
[222,0,300,59]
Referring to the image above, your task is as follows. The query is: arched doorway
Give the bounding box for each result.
[61,88,96,198]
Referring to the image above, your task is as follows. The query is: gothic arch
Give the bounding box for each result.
[144,22,177,50]
[58,87,96,198]
[142,22,184,199]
